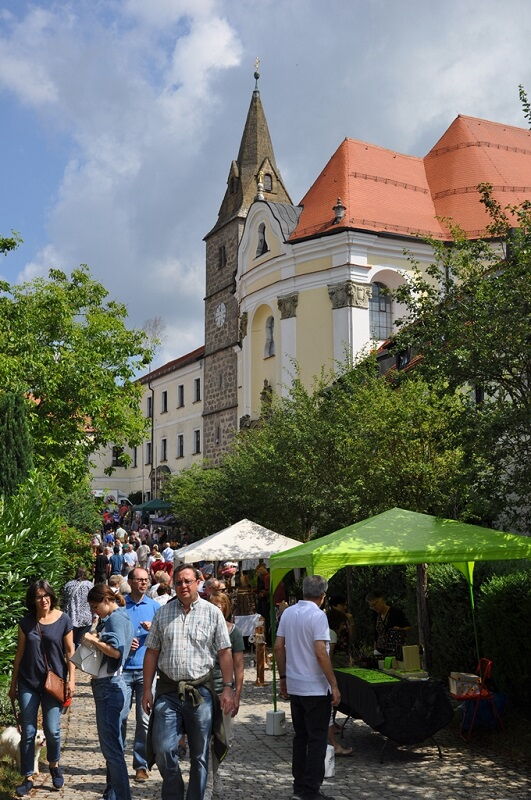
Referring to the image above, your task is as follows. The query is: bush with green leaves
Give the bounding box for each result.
[58,524,94,580]
[0,471,65,675]
[477,568,531,714]
[421,564,478,679]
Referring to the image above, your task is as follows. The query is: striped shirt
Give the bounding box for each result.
[145,596,231,681]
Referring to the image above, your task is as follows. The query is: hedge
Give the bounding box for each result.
[477,569,531,714]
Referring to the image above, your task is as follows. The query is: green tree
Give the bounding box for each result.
[0,230,22,255]
[166,361,489,541]
[163,463,232,538]
[0,393,33,496]
[0,264,153,488]
[55,476,102,534]
[393,188,531,530]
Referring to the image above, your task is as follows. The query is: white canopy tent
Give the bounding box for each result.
[174,518,301,563]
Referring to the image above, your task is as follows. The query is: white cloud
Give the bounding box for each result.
[0,0,242,367]
[1,0,530,373]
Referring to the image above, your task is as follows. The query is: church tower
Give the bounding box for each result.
[203,69,291,463]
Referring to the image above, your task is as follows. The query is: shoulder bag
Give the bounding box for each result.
[70,642,104,677]
[38,623,69,704]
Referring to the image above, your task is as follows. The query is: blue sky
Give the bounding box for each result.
[1,0,531,367]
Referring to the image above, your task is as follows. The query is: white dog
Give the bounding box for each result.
[0,726,46,775]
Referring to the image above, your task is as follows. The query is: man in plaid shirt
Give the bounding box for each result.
[142,564,235,800]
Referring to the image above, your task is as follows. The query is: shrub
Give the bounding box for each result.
[477,569,531,715]
[58,525,94,580]
[424,564,478,679]
[0,679,16,727]
[0,472,64,675]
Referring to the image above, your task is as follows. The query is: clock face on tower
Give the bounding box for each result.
[214,302,227,327]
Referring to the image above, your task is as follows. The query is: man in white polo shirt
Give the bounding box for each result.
[275,575,340,800]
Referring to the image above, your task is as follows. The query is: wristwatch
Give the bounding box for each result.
[222,682,234,689]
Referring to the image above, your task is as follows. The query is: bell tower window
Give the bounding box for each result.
[218,245,227,269]
[264,173,272,192]
[256,223,269,257]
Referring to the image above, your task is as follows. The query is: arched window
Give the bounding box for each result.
[255,223,269,257]
[369,282,392,340]
[264,315,275,357]
[263,173,273,192]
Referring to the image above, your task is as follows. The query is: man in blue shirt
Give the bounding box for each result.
[109,545,124,576]
[122,568,159,782]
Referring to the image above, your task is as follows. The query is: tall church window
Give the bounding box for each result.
[264,315,275,357]
[256,223,269,257]
[369,282,392,340]
[264,173,273,192]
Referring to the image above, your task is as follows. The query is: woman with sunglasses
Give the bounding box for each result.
[8,579,75,797]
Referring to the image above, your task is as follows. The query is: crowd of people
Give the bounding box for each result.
[9,510,411,800]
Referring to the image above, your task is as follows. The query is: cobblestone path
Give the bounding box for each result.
[31,663,529,800]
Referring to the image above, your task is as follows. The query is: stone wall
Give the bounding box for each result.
[203,405,238,466]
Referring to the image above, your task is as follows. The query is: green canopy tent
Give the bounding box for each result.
[268,508,531,706]
[133,499,173,512]
[270,507,531,590]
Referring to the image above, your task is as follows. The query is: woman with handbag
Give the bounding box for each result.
[83,584,133,800]
[8,579,75,797]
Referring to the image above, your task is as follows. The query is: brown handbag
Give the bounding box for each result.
[44,669,67,704]
[38,624,68,704]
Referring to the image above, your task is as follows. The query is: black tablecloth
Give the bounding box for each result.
[335,668,453,745]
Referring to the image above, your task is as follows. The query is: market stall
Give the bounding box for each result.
[174,518,301,562]
[268,507,531,730]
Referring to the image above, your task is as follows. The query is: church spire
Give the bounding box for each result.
[206,65,291,237]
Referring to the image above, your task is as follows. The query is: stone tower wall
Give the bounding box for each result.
[203,220,243,462]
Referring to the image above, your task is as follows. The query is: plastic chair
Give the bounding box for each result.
[451,658,504,740]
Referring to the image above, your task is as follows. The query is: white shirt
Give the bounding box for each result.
[277,600,330,696]
[123,550,138,569]
[162,546,175,563]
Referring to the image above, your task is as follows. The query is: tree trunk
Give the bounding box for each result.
[416,563,431,670]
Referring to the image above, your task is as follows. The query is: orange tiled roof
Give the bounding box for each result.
[289,115,531,243]
[425,115,531,237]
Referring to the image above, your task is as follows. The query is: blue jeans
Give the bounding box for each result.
[121,669,149,770]
[152,687,213,800]
[91,676,131,800]
[18,682,62,776]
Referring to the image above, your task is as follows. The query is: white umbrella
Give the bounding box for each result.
[174,519,300,562]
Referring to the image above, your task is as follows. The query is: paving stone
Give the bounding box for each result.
[30,660,530,799]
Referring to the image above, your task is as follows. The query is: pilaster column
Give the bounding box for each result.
[277,293,298,395]
[239,312,252,418]
[328,280,372,363]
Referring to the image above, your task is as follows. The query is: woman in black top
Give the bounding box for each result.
[9,579,75,797]
[366,589,411,657]
[94,544,109,584]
